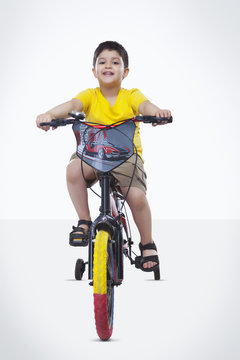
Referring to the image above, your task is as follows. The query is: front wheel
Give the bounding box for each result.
[93,230,114,341]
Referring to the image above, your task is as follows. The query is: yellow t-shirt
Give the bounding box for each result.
[74,87,148,159]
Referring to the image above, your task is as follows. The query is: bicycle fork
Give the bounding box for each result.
[88,173,124,282]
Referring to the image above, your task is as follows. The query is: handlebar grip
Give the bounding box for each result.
[40,121,54,127]
[151,116,172,123]
[135,115,173,124]
[39,118,76,127]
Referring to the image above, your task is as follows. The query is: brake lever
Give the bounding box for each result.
[68,111,85,120]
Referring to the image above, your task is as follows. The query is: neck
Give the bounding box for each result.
[99,85,121,98]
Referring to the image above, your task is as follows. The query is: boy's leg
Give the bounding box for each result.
[66,159,96,231]
[120,186,158,269]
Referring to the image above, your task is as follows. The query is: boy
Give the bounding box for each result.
[36,41,171,271]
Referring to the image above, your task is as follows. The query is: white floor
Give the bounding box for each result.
[0,220,239,360]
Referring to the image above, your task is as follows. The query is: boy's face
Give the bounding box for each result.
[92,49,129,88]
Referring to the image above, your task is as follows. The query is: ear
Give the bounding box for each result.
[92,67,97,78]
[122,68,129,80]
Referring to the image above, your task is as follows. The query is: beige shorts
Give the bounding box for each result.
[70,153,147,194]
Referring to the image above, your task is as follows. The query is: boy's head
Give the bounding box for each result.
[93,41,129,69]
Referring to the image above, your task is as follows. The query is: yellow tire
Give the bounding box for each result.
[93,230,114,340]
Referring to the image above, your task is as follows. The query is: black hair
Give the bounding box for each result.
[93,41,129,69]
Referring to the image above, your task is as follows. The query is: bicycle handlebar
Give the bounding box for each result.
[134,115,173,124]
[40,112,173,128]
[40,118,76,127]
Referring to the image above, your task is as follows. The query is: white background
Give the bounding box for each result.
[0,0,239,220]
[1,1,240,359]
[0,219,240,360]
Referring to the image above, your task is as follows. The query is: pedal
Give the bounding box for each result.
[134,256,142,269]
[69,239,89,247]
[112,280,122,287]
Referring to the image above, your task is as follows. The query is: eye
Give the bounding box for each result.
[113,61,119,65]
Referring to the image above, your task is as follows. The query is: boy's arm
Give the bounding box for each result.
[139,100,171,124]
[36,98,83,131]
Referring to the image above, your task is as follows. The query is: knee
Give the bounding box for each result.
[135,191,147,209]
[126,188,148,209]
[66,160,82,184]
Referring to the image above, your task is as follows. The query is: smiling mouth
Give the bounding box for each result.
[103,71,114,76]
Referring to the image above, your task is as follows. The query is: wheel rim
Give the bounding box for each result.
[107,244,114,327]
[98,148,105,159]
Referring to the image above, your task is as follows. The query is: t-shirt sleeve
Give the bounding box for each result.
[128,88,148,114]
[73,89,93,113]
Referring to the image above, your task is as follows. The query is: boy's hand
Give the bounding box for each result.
[153,109,172,126]
[36,113,56,131]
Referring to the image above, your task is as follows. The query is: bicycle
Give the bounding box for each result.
[40,112,172,340]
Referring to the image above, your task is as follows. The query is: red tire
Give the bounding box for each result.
[93,230,114,340]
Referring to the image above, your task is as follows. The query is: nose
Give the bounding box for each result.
[105,61,112,68]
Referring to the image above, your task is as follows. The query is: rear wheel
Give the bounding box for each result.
[154,265,160,280]
[93,230,114,341]
[75,258,85,280]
